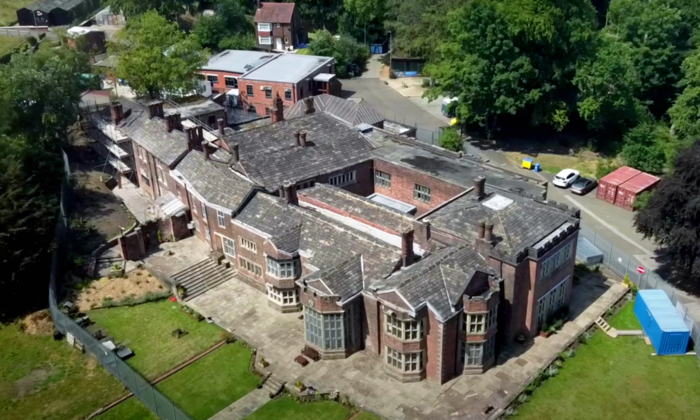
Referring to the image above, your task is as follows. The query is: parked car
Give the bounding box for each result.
[570,177,597,195]
[552,169,580,188]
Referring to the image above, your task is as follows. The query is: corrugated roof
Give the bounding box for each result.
[254,2,295,23]
[618,172,660,194]
[638,290,689,333]
[599,166,641,186]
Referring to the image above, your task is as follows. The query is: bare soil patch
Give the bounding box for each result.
[22,310,54,336]
[13,369,49,399]
[76,269,166,311]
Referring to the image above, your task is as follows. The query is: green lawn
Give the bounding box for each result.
[514,302,700,420]
[0,35,23,53]
[296,48,311,55]
[89,301,224,379]
[353,412,384,420]
[245,396,353,420]
[0,0,31,25]
[0,322,127,420]
[95,398,158,420]
[157,342,259,420]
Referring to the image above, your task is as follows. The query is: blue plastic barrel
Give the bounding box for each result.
[534,163,541,172]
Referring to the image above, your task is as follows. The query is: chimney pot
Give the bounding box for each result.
[300,131,307,147]
[474,176,486,200]
[477,221,485,239]
[202,141,210,160]
[401,229,415,267]
[217,118,226,137]
[282,180,298,205]
[485,223,494,242]
[231,143,240,164]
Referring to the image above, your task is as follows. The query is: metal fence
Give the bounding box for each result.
[49,151,193,420]
[579,223,700,358]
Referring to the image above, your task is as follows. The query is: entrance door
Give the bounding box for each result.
[275,37,283,50]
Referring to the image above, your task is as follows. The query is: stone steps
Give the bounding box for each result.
[263,374,285,398]
[173,259,236,301]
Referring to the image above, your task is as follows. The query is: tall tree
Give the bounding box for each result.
[669,49,700,141]
[308,29,370,77]
[634,139,700,285]
[573,32,641,135]
[112,11,208,99]
[107,0,191,20]
[343,0,384,43]
[620,122,676,174]
[193,0,255,51]
[607,0,690,116]
[292,0,344,32]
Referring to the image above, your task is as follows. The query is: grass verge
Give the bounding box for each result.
[0,322,126,420]
[505,151,598,178]
[94,398,158,420]
[0,0,31,25]
[88,300,224,379]
[513,302,700,420]
[244,395,352,420]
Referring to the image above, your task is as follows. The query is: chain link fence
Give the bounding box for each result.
[579,223,700,358]
[49,151,193,420]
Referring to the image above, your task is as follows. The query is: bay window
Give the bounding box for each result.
[266,284,298,306]
[304,307,345,351]
[266,257,300,278]
[385,313,423,341]
[385,347,424,373]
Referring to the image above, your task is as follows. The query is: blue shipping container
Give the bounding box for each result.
[634,290,690,355]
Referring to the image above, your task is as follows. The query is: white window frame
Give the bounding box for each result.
[206,74,218,84]
[375,170,391,189]
[240,236,257,253]
[239,256,262,276]
[328,171,356,187]
[257,23,271,32]
[225,76,237,88]
[414,184,431,202]
[201,202,208,223]
[465,313,485,334]
[221,235,236,257]
[466,342,483,366]
[266,258,299,278]
[266,284,298,306]
[217,210,226,227]
[385,347,424,373]
[385,313,423,341]
[259,36,272,45]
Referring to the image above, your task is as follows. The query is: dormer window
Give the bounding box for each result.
[266,257,300,278]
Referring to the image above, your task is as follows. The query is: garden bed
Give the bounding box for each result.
[75,268,169,311]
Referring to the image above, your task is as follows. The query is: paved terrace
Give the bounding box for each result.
[189,275,626,420]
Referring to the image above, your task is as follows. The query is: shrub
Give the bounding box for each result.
[308,30,369,78]
[438,129,463,152]
[634,191,653,210]
[596,158,620,179]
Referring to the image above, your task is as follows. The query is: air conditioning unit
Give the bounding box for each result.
[187,222,194,229]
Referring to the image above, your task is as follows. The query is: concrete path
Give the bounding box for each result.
[361,55,384,78]
[209,388,270,420]
[112,178,156,223]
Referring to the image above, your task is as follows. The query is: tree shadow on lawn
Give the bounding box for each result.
[650,248,700,297]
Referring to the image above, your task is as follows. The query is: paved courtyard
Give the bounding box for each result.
[188,274,627,420]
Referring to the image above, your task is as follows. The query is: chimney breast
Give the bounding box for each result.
[271,93,284,123]
[401,229,415,268]
[231,143,240,164]
[485,223,494,242]
[217,118,225,137]
[474,176,486,200]
[282,181,298,205]
[305,97,315,115]
[148,101,164,119]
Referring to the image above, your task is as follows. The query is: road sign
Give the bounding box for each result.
[637,266,646,274]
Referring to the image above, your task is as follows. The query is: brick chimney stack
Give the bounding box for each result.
[147,101,164,119]
[231,143,240,164]
[474,176,486,200]
[166,113,181,132]
[110,102,124,124]
[401,229,414,268]
[282,180,298,205]
[299,131,307,147]
[305,97,315,115]
[477,221,485,239]
[485,223,494,243]
[217,118,226,137]
[294,130,301,146]
[202,141,210,160]
[271,93,284,123]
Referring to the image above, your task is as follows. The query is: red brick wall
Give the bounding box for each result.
[440,314,459,383]
[133,143,173,200]
[363,295,381,354]
[425,310,441,381]
[239,79,296,116]
[373,159,466,215]
[200,70,244,94]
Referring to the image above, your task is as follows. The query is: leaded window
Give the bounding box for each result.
[465,313,485,334]
[217,210,226,227]
[385,347,424,373]
[266,284,298,306]
[222,236,235,257]
[304,307,345,351]
[240,237,257,253]
[266,258,299,278]
[466,343,483,365]
[385,313,423,341]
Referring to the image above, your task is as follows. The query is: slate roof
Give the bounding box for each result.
[201,50,277,74]
[174,149,255,211]
[284,94,384,127]
[225,112,373,190]
[94,98,190,166]
[235,193,401,281]
[426,189,579,258]
[241,54,334,84]
[365,130,547,200]
[254,2,295,23]
[371,245,495,320]
[303,255,364,301]
[298,184,413,234]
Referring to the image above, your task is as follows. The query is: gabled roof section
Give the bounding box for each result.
[302,255,364,301]
[174,149,255,211]
[254,2,295,23]
[268,224,302,254]
[284,94,384,127]
[371,245,494,320]
[235,193,400,280]
[224,112,372,190]
[426,189,579,258]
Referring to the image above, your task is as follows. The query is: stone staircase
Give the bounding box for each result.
[262,374,285,398]
[173,257,236,301]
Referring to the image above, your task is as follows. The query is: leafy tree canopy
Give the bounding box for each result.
[107,0,192,20]
[308,29,370,78]
[634,139,700,285]
[112,11,208,99]
[620,122,676,174]
[438,128,462,152]
[669,49,700,141]
[193,0,254,51]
